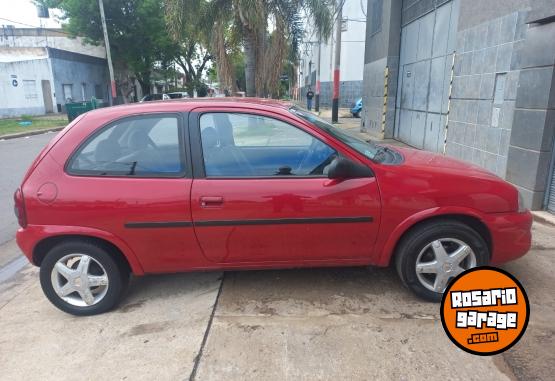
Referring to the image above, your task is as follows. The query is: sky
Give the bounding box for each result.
[0,0,63,29]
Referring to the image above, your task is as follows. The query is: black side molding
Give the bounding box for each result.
[124,221,193,229]
[124,216,373,229]
[194,216,373,227]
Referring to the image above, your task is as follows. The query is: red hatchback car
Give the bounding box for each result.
[15,99,532,315]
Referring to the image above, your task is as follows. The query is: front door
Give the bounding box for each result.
[189,109,381,264]
[41,80,54,113]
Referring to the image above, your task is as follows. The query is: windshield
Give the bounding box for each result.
[290,106,381,161]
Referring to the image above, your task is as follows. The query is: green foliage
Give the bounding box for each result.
[37,0,180,93]
[40,0,334,98]
[196,82,209,97]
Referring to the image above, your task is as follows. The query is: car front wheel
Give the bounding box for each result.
[395,220,489,302]
[39,240,128,316]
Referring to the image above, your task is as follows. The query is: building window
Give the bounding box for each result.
[370,0,383,35]
[95,84,103,99]
[81,83,87,101]
[63,84,73,102]
[23,80,38,99]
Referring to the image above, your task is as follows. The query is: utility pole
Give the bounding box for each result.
[98,0,116,106]
[332,1,343,123]
[315,35,321,112]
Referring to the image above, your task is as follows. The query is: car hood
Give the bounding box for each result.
[376,145,518,213]
[390,146,498,179]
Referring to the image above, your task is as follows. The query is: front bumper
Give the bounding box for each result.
[486,210,533,264]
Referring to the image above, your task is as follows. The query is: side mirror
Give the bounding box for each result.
[327,157,373,179]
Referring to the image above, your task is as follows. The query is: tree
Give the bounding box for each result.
[38,0,181,97]
[165,0,335,98]
[166,0,238,94]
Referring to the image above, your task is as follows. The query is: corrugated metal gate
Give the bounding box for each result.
[394,0,458,152]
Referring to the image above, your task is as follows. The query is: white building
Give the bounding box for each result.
[0,27,108,118]
[298,0,367,108]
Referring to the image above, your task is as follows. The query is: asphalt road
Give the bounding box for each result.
[0,132,55,245]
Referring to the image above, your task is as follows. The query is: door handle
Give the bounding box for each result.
[200,196,224,207]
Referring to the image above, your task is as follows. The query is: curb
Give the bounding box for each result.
[0,127,65,140]
[532,211,555,227]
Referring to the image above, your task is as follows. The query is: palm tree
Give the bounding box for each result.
[165,0,334,97]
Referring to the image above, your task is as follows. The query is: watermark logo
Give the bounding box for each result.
[440,267,529,355]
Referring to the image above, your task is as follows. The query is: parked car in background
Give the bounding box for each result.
[140,93,170,102]
[167,92,190,99]
[15,99,532,315]
[351,98,362,118]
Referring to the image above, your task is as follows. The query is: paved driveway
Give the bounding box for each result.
[1,222,553,380]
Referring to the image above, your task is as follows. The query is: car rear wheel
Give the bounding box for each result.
[39,240,129,316]
[395,220,489,302]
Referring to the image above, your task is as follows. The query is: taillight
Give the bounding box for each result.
[13,188,27,228]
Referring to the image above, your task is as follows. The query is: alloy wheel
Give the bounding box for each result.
[415,238,477,293]
[50,254,109,307]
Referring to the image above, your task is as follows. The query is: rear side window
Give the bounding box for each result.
[67,115,185,177]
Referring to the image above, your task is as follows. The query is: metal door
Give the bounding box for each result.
[41,80,54,113]
[395,0,458,152]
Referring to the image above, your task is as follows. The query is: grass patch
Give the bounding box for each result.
[0,115,68,137]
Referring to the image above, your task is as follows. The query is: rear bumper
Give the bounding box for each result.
[486,210,533,264]
[16,227,37,265]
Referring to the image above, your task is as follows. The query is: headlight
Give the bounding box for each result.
[517,191,527,213]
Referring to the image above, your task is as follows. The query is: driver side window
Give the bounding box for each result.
[67,115,185,177]
[200,113,336,177]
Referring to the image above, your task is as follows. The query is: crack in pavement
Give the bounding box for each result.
[188,273,225,381]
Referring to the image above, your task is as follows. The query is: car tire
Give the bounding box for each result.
[39,240,129,316]
[394,219,489,302]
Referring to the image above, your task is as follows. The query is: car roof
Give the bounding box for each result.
[87,98,293,118]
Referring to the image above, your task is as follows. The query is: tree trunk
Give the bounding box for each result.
[255,25,266,98]
[136,73,151,96]
[244,30,257,97]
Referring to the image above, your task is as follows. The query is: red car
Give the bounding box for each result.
[14,99,532,315]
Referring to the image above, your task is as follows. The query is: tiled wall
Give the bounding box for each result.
[446,11,528,178]
[301,81,363,109]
